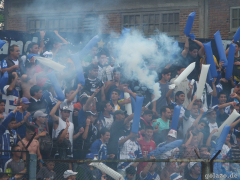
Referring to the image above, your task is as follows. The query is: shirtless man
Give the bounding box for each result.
[17,125,42,165]
[21,71,45,99]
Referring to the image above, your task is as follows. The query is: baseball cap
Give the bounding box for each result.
[85,153,94,160]
[61,106,72,112]
[170,173,182,180]
[206,108,215,114]
[63,170,78,178]
[168,129,177,139]
[74,103,81,111]
[86,111,98,116]
[114,110,125,116]
[188,162,198,170]
[33,111,48,118]
[20,97,31,104]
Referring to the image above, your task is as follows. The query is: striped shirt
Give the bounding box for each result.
[0,112,17,157]
[2,85,19,115]
[229,145,240,160]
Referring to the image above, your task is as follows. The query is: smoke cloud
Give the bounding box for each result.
[114,30,181,100]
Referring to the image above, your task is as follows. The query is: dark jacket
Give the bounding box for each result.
[27,97,46,117]
[2,56,25,75]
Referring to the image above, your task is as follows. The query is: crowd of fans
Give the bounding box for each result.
[0,30,240,180]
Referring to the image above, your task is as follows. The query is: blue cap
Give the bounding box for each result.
[170,173,182,180]
[85,153,94,160]
[27,54,40,61]
[20,97,31,104]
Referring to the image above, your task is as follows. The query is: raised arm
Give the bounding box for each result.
[0,106,21,133]
[50,101,62,122]
[187,95,197,110]
[101,85,106,101]
[206,129,218,147]
[83,87,100,112]
[124,88,136,100]
[11,112,31,129]
[7,72,18,93]
[192,109,204,127]
[210,78,217,97]
[54,31,68,44]
[39,31,45,54]
[193,39,205,57]
[118,132,135,146]
[187,81,193,99]
[182,36,189,58]
[225,40,234,57]
[141,156,156,178]
[67,84,82,103]
[230,118,240,129]
[59,120,70,144]
[73,127,84,140]
[124,113,134,124]
[82,118,90,140]
[104,80,115,94]
[166,88,174,105]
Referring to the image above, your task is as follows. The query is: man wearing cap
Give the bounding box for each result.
[108,110,134,154]
[32,110,49,140]
[75,153,101,180]
[157,129,179,169]
[11,97,31,139]
[63,170,77,180]
[2,72,21,114]
[32,110,52,158]
[50,100,74,150]
[185,162,200,180]
[204,108,218,134]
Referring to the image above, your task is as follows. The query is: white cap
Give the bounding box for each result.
[188,162,197,170]
[63,170,78,178]
[168,129,177,139]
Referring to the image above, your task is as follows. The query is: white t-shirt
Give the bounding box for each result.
[209,122,218,133]
[60,99,73,123]
[52,117,74,148]
[103,114,114,129]
[12,59,19,65]
[193,82,213,109]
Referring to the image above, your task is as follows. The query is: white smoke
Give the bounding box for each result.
[114,30,181,100]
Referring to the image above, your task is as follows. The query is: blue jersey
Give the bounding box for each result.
[140,171,160,180]
[14,111,32,139]
[212,104,231,116]
[0,112,17,157]
[1,59,20,74]
[90,139,108,160]
[2,85,19,114]
[171,101,186,117]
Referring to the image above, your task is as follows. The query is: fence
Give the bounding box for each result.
[33,153,240,180]
[1,153,240,180]
[1,149,240,180]
[0,150,30,180]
